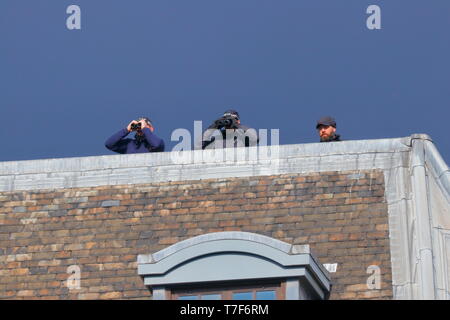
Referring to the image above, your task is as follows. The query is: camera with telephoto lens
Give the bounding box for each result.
[214,115,238,129]
[130,122,142,131]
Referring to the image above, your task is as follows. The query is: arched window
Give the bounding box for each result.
[137,231,331,300]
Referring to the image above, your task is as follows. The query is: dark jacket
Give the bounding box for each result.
[201,123,258,150]
[105,128,165,154]
[320,134,341,142]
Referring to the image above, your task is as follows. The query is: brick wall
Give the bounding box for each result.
[0,169,391,300]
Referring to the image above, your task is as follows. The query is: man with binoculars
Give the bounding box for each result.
[201,109,258,150]
[105,117,165,154]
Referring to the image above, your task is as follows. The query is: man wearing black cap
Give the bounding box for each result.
[201,109,258,149]
[316,116,341,142]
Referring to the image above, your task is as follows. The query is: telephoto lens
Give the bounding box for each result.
[215,117,234,128]
[222,119,232,127]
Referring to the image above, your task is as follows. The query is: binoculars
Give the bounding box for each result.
[130,122,142,131]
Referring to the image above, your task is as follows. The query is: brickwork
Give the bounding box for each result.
[0,170,391,300]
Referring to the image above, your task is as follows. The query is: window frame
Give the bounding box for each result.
[138,232,331,300]
[169,280,286,300]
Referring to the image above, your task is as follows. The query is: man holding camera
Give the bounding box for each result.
[105,117,165,154]
[201,109,258,150]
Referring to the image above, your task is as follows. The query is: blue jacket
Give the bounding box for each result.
[105,128,165,154]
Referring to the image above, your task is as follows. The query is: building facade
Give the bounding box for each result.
[0,134,448,299]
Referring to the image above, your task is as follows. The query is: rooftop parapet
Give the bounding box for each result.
[2,134,446,194]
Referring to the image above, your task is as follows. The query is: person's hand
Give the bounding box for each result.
[139,119,154,132]
[139,119,149,130]
[127,120,140,132]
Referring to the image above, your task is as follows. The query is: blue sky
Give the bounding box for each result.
[1,0,449,163]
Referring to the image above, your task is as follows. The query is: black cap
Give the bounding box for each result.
[316,116,336,129]
[223,109,240,120]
